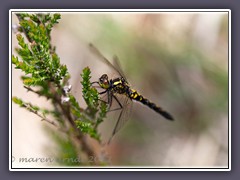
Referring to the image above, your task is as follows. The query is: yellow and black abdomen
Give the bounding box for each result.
[128,89,174,120]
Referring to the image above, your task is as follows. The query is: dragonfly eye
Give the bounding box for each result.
[99,74,109,89]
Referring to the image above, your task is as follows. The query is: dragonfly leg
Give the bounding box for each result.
[91,81,103,89]
[98,90,113,110]
[108,91,112,108]
[108,103,124,144]
[91,81,99,85]
[99,90,108,94]
[108,95,123,112]
[98,99,108,104]
[92,86,102,89]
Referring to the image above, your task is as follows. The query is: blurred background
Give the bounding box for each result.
[12,12,229,167]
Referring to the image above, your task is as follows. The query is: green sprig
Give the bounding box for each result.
[12,13,108,165]
[81,67,99,116]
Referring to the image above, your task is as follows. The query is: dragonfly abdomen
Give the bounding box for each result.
[128,89,174,120]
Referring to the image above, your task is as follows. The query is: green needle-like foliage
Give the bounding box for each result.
[12,13,108,166]
[13,13,66,86]
[74,67,108,141]
[81,67,99,116]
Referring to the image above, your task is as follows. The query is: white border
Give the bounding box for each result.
[228,10,231,171]
[9,9,231,171]
[9,9,12,171]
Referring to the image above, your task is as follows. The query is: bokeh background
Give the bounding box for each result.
[12,11,229,167]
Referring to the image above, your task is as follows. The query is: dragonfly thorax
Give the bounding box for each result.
[111,77,129,94]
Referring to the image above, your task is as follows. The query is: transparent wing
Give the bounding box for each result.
[112,55,128,83]
[89,43,126,79]
[108,95,133,143]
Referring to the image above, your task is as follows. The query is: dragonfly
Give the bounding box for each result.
[89,43,174,143]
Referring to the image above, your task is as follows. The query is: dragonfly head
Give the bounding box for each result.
[99,74,110,89]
